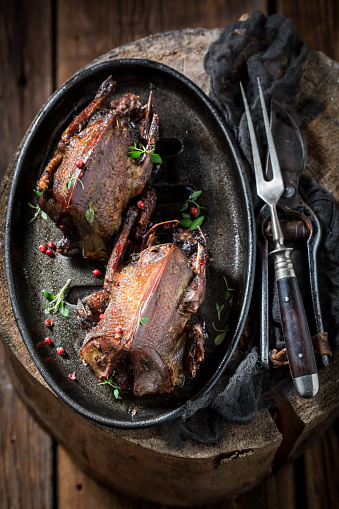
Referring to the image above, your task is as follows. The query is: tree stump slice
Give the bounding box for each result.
[0,29,338,506]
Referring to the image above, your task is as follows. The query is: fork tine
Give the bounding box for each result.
[240,81,265,199]
[257,78,283,190]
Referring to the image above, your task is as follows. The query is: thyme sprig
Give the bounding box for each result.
[98,376,121,399]
[215,302,224,321]
[28,202,48,223]
[212,323,231,346]
[28,188,47,223]
[213,277,234,345]
[65,171,84,190]
[136,301,150,332]
[43,279,72,317]
[179,190,205,230]
[127,142,162,163]
[223,276,234,301]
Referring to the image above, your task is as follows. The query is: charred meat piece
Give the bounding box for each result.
[76,209,207,396]
[37,76,159,261]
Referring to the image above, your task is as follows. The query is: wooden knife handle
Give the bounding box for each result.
[276,276,319,398]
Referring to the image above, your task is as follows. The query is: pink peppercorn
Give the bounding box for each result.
[68,372,76,381]
[47,241,55,249]
[57,347,65,355]
[75,159,83,168]
[115,326,123,334]
[46,248,54,256]
[39,244,47,253]
[93,269,101,276]
[44,319,53,327]
[99,313,104,320]
[44,337,52,344]
[137,200,144,209]
[190,207,199,216]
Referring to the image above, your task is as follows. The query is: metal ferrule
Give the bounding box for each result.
[270,246,296,280]
[293,373,319,398]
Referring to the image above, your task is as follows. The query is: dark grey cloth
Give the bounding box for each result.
[162,11,339,447]
[204,10,307,170]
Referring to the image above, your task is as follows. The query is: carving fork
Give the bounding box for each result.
[240,79,319,398]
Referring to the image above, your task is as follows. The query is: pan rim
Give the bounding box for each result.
[5,58,255,429]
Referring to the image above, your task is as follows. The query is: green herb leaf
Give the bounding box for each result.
[85,202,95,224]
[59,301,69,317]
[136,302,150,332]
[212,323,224,333]
[65,173,85,190]
[28,208,40,224]
[126,150,142,159]
[214,331,226,345]
[189,190,202,199]
[126,141,162,163]
[127,142,139,151]
[223,276,234,300]
[215,302,224,321]
[28,189,47,223]
[28,202,47,223]
[99,376,121,398]
[150,153,162,163]
[179,190,206,230]
[43,291,55,301]
[179,218,192,228]
[190,216,204,230]
[212,322,230,345]
[43,279,71,316]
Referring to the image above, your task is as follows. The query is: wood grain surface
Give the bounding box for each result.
[1,0,339,508]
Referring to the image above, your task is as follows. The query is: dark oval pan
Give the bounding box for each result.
[5,59,255,428]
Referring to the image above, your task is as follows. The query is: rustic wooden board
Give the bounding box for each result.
[1,0,339,506]
[298,51,339,204]
[3,337,281,505]
[304,420,339,509]
[0,0,53,180]
[1,27,339,504]
[56,0,265,87]
[0,27,283,506]
[279,0,339,62]
[0,340,53,509]
[0,2,54,509]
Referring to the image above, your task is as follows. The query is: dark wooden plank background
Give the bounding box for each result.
[1,1,338,508]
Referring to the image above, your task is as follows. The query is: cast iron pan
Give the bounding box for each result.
[5,59,255,428]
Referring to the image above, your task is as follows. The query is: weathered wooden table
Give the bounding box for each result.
[1,2,339,508]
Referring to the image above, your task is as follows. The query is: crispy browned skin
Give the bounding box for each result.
[77,216,207,396]
[79,244,205,396]
[37,76,159,260]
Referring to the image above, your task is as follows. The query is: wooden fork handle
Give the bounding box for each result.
[277,276,319,398]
